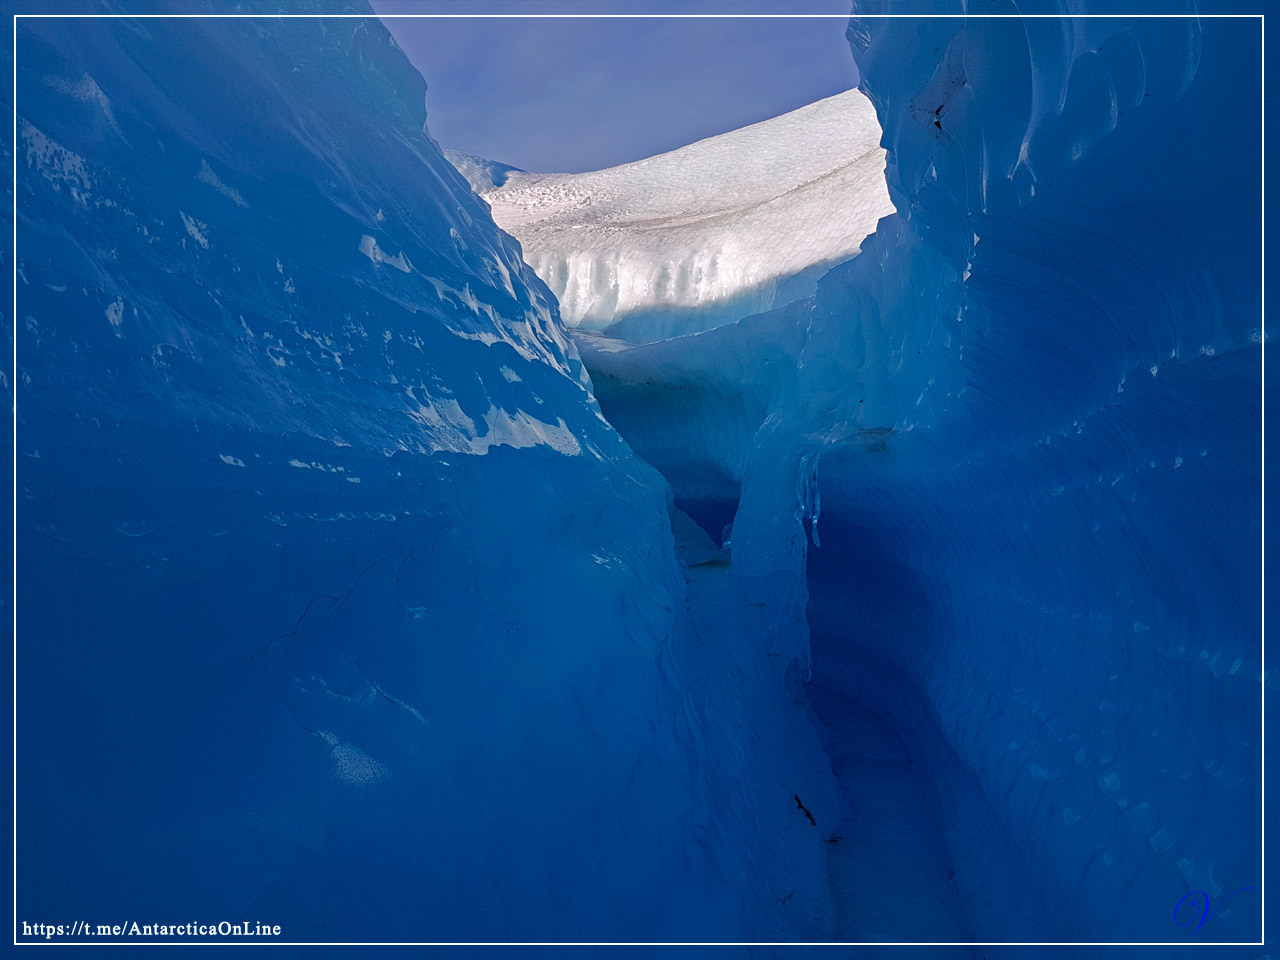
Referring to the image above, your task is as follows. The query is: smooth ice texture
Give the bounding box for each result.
[576,1,1262,946]
[12,4,846,942]
[453,90,893,342]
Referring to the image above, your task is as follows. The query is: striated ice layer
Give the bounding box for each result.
[455,90,893,342]
[12,3,844,942]
[586,2,1262,944]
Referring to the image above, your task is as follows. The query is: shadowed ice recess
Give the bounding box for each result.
[12,0,1261,951]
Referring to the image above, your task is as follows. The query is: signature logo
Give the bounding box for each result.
[1173,885,1255,935]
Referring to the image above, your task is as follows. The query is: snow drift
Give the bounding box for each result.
[454,89,893,342]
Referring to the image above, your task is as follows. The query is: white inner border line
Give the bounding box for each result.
[8,8,1267,949]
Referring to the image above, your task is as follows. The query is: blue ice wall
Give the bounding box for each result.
[793,3,1262,942]
[580,2,1262,945]
[12,4,852,941]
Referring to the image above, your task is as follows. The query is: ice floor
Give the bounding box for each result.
[670,509,989,946]
[806,685,970,944]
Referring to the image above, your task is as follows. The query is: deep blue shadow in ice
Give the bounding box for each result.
[797,8,1263,944]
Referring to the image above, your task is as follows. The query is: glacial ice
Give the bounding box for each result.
[801,9,1261,943]
[10,0,1264,949]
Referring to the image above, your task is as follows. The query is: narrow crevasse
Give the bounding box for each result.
[518,2,1262,946]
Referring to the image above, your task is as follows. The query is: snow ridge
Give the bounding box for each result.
[459,90,894,341]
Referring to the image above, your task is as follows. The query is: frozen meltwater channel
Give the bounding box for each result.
[807,686,970,944]
[670,512,974,945]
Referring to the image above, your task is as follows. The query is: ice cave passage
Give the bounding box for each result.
[14,3,1261,950]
